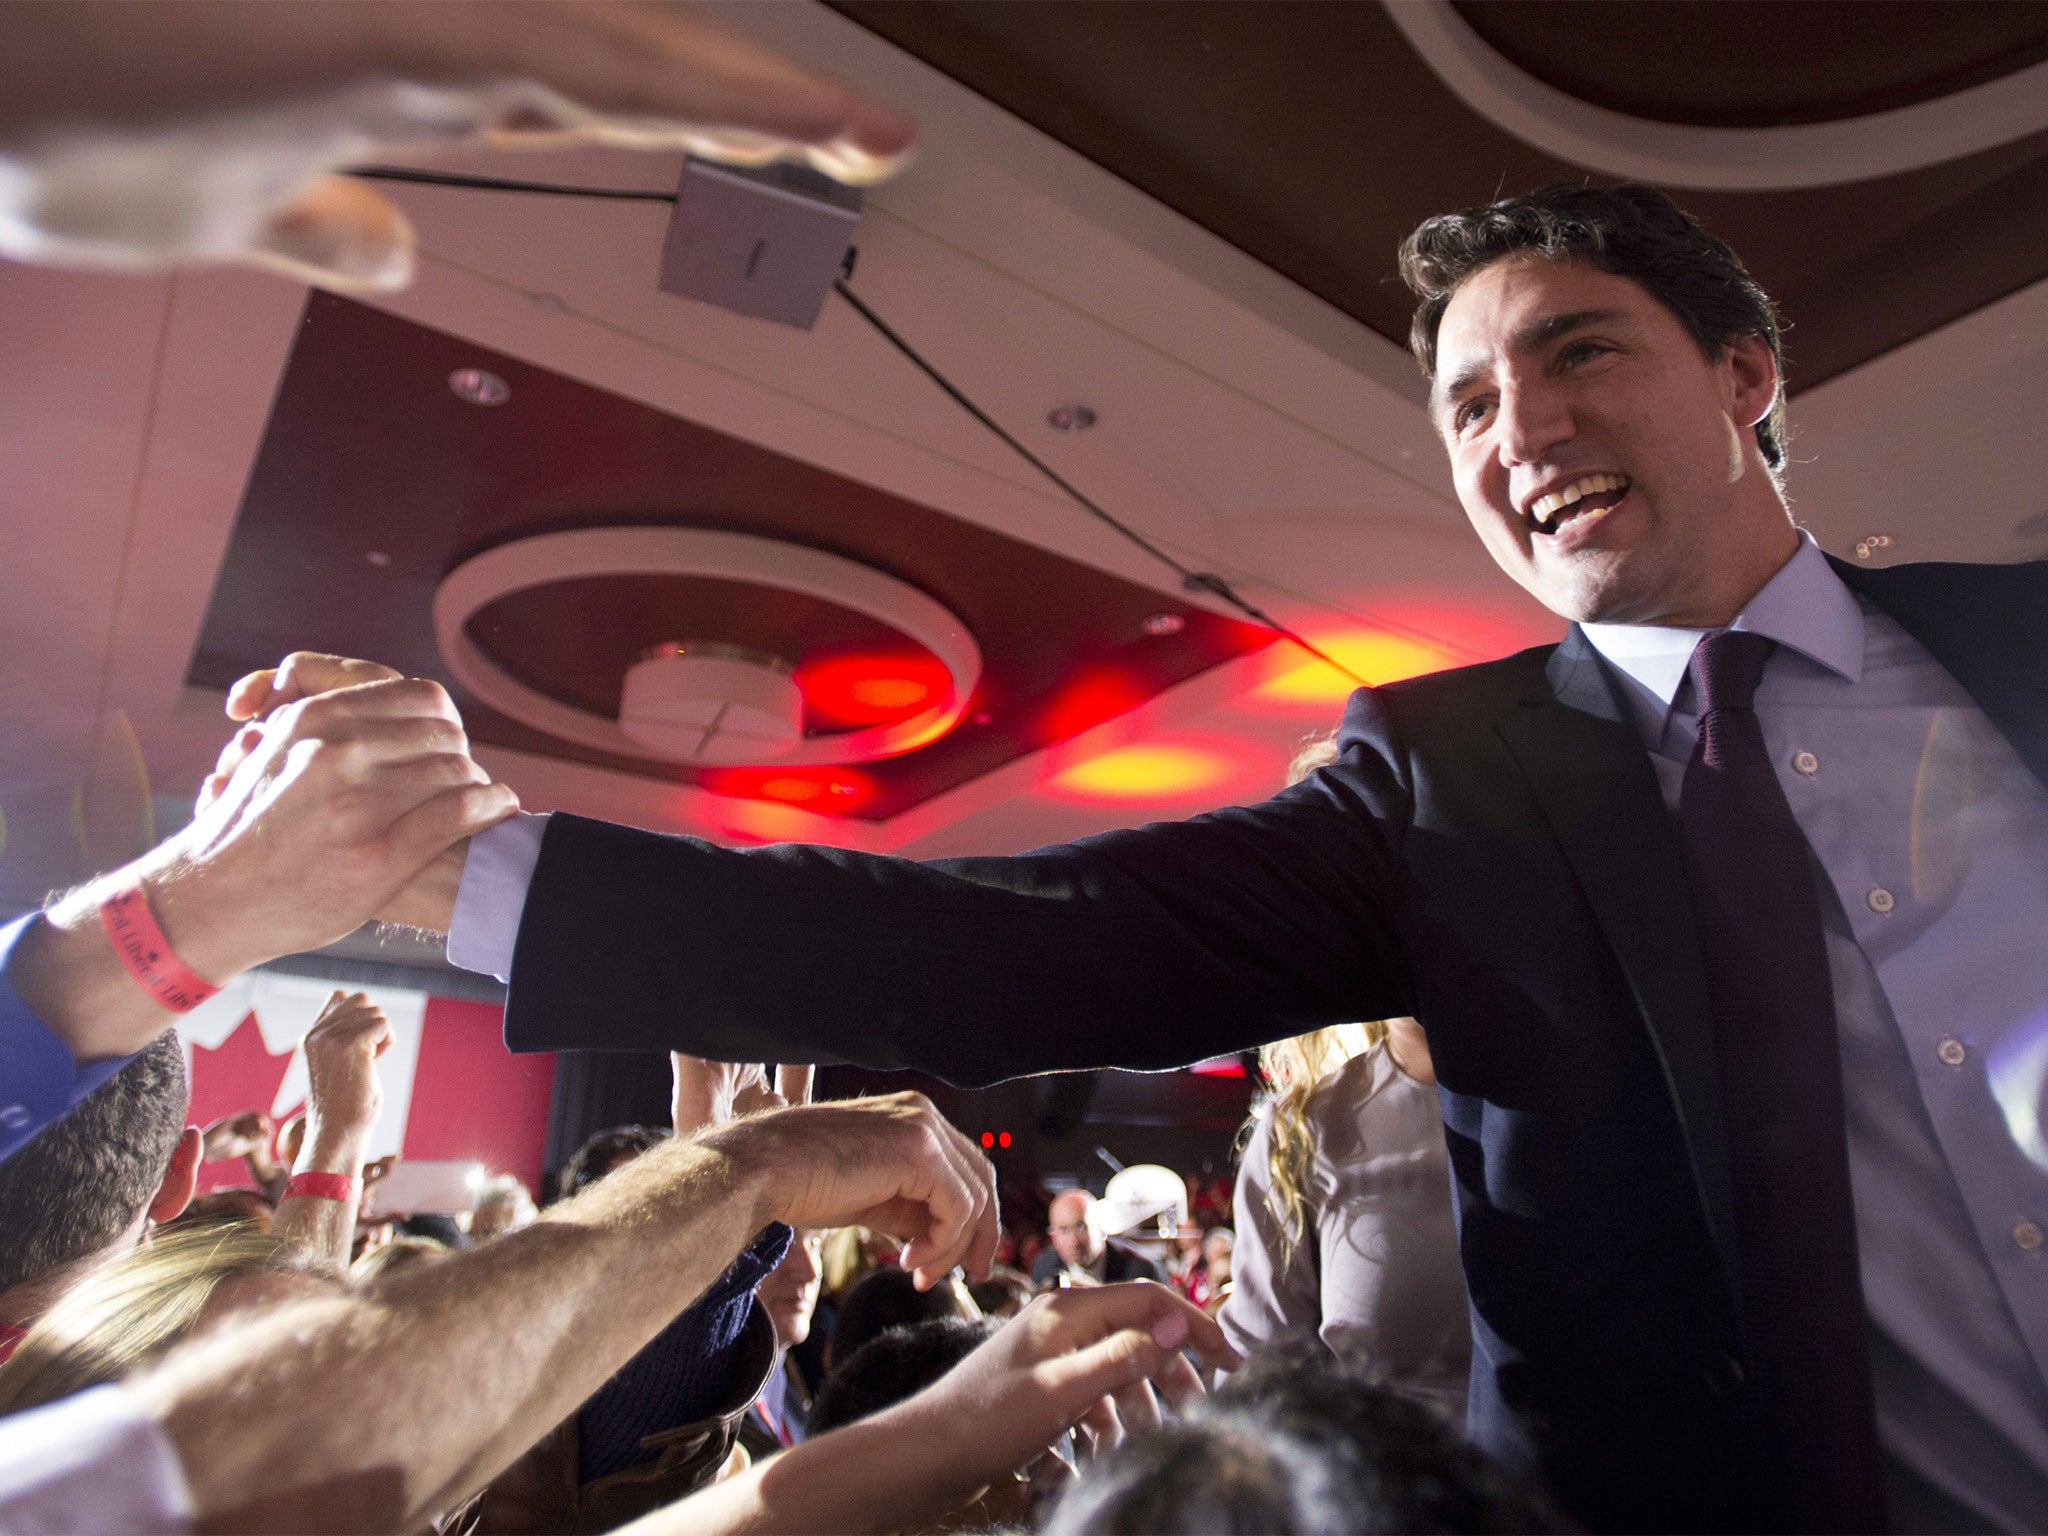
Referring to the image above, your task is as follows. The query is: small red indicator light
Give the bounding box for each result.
[998,1131,1012,1148]
[980,1131,995,1149]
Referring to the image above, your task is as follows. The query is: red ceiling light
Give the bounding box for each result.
[1036,669,1147,745]
[797,652,955,729]
[701,765,875,814]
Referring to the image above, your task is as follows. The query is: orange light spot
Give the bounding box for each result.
[1255,629,1453,704]
[798,653,952,728]
[1050,744,1234,801]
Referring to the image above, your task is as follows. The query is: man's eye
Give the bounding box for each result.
[1559,340,1607,367]
[1453,398,1491,432]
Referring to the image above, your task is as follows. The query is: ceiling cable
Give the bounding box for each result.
[345,163,1369,684]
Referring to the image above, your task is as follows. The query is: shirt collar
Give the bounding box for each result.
[1580,534,1864,712]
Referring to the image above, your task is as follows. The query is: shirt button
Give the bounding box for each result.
[2015,1221,2045,1252]
[1867,887,1895,914]
[1937,1037,1967,1068]
[1792,750,1819,776]
[0,1104,28,1131]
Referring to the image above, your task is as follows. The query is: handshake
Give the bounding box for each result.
[153,652,511,983]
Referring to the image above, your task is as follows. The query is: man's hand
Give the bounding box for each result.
[297,991,393,1171]
[707,1092,998,1291]
[923,1282,1233,1467]
[209,652,490,934]
[166,656,516,969]
[0,0,916,290]
[670,1054,789,1137]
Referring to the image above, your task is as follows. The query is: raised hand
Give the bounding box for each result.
[671,1053,785,1136]
[929,1281,1233,1460]
[200,1110,274,1165]
[162,658,519,967]
[0,0,916,290]
[299,991,394,1163]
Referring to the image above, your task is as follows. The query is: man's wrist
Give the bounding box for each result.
[297,1127,370,1177]
[11,905,178,1062]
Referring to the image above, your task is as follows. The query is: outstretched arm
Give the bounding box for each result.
[625,1282,1238,1536]
[125,1092,995,1535]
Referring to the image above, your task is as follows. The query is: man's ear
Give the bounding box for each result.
[1724,331,1780,434]
[149,1126,204,1224]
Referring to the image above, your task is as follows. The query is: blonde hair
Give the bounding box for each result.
[0,1221,339,1415]
[1251,732,1387,1261]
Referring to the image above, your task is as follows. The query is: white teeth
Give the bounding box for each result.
[1529,473,1629,528]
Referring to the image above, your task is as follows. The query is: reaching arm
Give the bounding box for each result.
[218,652,1417,1084]
[269,993,390,1270]
[622,1282,1238,1536]
[127,1092,996,1535]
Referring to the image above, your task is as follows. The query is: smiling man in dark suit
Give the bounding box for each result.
[242,184,2048,1534]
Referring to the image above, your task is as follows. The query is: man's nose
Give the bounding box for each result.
[1497,378,1575,467]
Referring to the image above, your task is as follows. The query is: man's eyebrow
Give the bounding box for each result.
[1434,308,1632,417]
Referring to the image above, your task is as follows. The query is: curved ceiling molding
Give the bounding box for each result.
[1385,0,2048,191]
[435,526,982,767]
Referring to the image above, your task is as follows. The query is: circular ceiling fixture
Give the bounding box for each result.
[1387,0,2048,191]
[433,527,981,767]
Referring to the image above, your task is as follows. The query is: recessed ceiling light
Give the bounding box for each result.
[365,550,391,567]
[1047,403,1097,433]
[1142,612,1185,637]
[449,368,510,406]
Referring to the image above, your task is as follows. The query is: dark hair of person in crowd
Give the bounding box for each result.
[808,1316,999,1436]
[826,1263,968,1370]
[966,1265,1034,1319]
[0,1033,189,1292]
[555,1124,667,1200]
[1043,1335,1571,1536]
[0,1223,346,1417]
[1398,181,1788,472]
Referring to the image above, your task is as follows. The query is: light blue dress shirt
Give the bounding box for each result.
[451,539,2048,1525]
[1584,537,2048,1530]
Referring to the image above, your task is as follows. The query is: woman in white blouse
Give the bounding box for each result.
[1220,739,1472,1421]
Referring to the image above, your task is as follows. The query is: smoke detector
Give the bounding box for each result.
[432,527,981,767]
[617,643,803,765]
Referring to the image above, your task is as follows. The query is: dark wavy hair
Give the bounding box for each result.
[0,1031,189,1292]
[1400,183,1787,471]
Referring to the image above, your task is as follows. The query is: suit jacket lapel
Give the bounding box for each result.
[1495,630,1740,1287]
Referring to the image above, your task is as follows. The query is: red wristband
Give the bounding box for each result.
[284,1171,359,1203]
[98,885,220,1013]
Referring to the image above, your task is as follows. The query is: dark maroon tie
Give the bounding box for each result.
[1679,631,1884,1531]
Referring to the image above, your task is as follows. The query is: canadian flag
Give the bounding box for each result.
[175,975,552,1193]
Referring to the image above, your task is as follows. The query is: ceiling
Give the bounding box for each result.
[3,0,2045,924]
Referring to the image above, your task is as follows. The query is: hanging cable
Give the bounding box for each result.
[345,163,1368,684]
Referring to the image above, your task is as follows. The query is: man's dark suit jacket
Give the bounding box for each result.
[503,558,2048,1532]
[1029,1238,1164,1287]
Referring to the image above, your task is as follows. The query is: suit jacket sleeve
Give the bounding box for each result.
[504,691,1416,1085]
